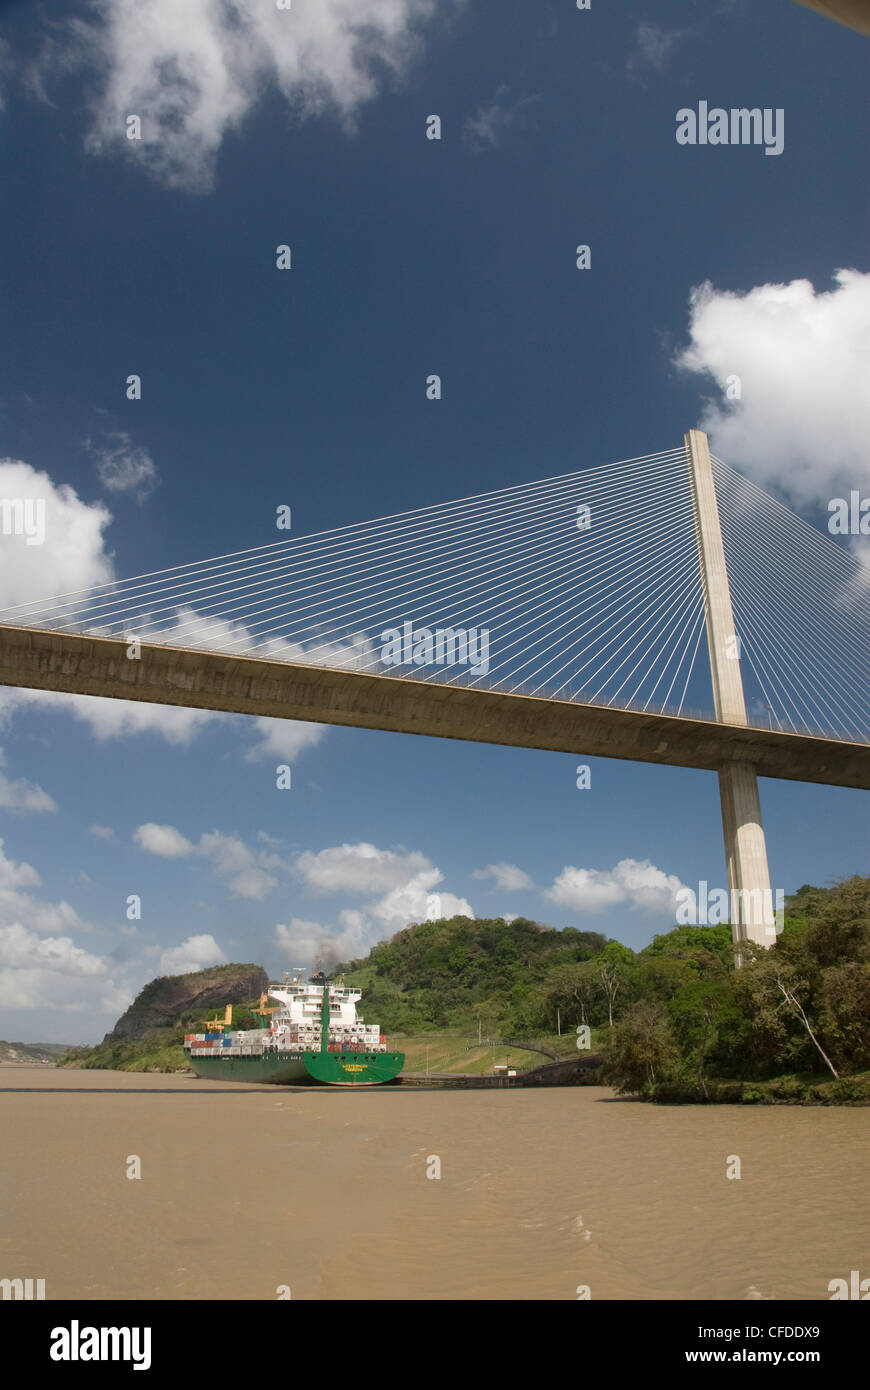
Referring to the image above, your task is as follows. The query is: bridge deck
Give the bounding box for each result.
[0,624,868,789]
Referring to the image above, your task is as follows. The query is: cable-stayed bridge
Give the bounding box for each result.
[0,430,867,951]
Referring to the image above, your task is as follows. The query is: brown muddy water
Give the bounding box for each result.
[1,1067,867,1300]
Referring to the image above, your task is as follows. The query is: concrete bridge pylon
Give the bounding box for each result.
[685,429,776,955]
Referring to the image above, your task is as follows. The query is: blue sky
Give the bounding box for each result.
[0,0,867,1041]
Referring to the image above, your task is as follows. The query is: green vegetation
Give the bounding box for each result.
[337,877,870,1103]
[397,1031,592,1075]
[60,1037,191,1073]
[600,876,870,1102]
[339,917,610,1035]
[59,877,870,1102]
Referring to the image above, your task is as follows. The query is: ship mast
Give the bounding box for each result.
[320,978,330,1055]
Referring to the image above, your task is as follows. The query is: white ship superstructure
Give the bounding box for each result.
[185,970,386,1058]
[267,971,384,1052]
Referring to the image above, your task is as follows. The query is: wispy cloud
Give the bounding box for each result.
[0,38,11,112]
[462,85,540,153]
[134,823,293,901]
[86,432,159,502]
[472,862,534,892]
[626,23,683,77]
[37,0,445,193]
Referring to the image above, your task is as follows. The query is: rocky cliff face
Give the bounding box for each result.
[103,963,270,1042]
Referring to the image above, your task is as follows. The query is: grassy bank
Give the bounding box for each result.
[395,1031,594,1074]
[59,1036,190,1073]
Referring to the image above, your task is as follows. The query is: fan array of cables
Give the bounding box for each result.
[2,446,866,740]
[712,455,870,743]
[0,447,709,717]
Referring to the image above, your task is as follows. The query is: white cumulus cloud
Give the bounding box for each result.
[675,269,870,508]
[244,717,327,763]
[275,886,473,966]
[0,458,337,760]
[0,458,114,610]
[0,847,223,1034]
[0,838,96,937]
[0,836,143,1027]
[277,840,475,961]
[295,842,435,896]
[0,750,56,814]
[546,858,686,915]
[0,923,112,1012]
[134,822,195,858]
[0,458,219,745]
[0,689,218,745]
[370,871,472,932]
[158,933,227,977]
[0,922,106,977]
[275,914,368,968]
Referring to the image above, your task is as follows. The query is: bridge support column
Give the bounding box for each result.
[719,760,776,951]
[685,428,775,956]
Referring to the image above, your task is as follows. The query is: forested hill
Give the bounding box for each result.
[339,917,611,1033]
[338,878,870,1089]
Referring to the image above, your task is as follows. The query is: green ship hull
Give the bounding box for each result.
[187,1049,405,1086]
[304,1050,405,1086]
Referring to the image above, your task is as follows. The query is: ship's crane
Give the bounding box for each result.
[204,1004,233,1031]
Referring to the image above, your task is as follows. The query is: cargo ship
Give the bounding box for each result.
[183,969,404,1086]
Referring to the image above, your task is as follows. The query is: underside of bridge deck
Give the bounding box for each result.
[0,624,868,790]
